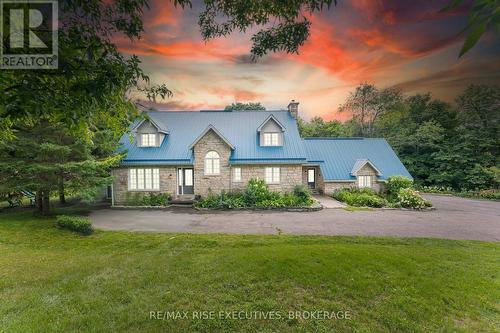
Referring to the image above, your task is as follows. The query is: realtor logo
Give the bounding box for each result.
[0,0,58,69]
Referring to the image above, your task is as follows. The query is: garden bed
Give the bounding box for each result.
[333,176,433,210]
[195,179,315,210]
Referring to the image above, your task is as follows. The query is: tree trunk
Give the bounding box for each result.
[36,190,43,213]
[41,190,50,215]
[59,177,66,204]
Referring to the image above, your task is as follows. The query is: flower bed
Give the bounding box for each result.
[332,176,433,209]
[195,179,315,210]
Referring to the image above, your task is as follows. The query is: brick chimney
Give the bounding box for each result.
[287,100,299,119]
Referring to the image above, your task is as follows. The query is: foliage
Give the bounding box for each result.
[418,185,500,201]
[293,184,312,201]
[339,83,403,136]
[397,188,428,209]
[224,102,266,111]
[125,192,171,206]
[196,179,313,209]
[385,176,414,196]
[441,0,500,57]
[244,179,271,205]
[193,0,337,58]
[56,215,93,235]
[332,188,386,208]
[298,117,352,137]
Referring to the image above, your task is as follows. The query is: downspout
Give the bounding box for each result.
[111,183,115,207]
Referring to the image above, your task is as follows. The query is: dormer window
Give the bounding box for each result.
[263,132,280,146]
[141,133,157,147]
[258,115,285,147]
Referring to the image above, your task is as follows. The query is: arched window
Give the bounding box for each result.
[205,151,220,175]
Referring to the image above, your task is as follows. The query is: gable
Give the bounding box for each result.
[189,126,234,150]
[351,159,382,176]
[257,115,285,132]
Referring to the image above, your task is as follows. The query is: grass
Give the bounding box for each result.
[0,209,499,332]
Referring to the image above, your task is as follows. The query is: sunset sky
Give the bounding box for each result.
[116,0,500,121]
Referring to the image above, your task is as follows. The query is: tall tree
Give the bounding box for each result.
[339,83,402,136]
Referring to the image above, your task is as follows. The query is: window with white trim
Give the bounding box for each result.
[205,151,220,175]
[263,132,280,146]
[141,133,157,147]
[358,175,372,188]
[265,167,280,184]
[129,168,160,190]
[233,167,241,182]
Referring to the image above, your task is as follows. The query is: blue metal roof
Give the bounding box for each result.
[303,138,412,181]
[119,110,307,164]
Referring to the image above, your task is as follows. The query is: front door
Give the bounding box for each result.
[307,168,316,189]
[177,168,194,195]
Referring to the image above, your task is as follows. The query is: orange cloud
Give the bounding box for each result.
[207,87,265,101]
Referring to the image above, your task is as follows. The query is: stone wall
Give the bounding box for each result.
[323,182,356,195]
[230,164,303,193]
[112,166,176,205]
[192,129,232,197]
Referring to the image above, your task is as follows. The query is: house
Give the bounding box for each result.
[111,102,412,205]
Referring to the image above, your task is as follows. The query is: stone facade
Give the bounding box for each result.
[192,129,232,197]
[230,164,302,193]
[323,181,356,195]
[112,166,176,205]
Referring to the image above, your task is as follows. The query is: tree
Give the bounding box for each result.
[298,116,351,137]
[339,83,402,136]
[441,0,500,57]
[0,121,121,214]
[224,102,266,111]
[192,0,338,59]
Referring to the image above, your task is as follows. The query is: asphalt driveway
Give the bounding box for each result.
[90,195,500,241]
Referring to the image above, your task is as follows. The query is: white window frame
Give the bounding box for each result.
[129,168,160,191]
[358,175,372,188]
[265,167,280,184]
[204,151,220,175]
[262,132,280,146]
[141,133,157,147]
[233,167,241,182]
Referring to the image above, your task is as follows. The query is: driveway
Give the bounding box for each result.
[90,195,500,241]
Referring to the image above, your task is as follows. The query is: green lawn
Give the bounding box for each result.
[1,209,499,332]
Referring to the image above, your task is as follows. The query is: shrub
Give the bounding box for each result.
[56,215,93,235]
[142,193,171,206]
[332,188,386,208]
[244,179,271,204]
[196,179,313,209]
[293,184,312,201]
[397,188,427,209]
[386,176,413,196]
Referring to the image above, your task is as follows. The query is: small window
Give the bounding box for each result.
[205,151,220,175]
[358,175,372,188]
[263,132,280,146]
[233,167,241,182]
[141,133,157,147]
[129,168,160,190]
[265,167,280,184]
